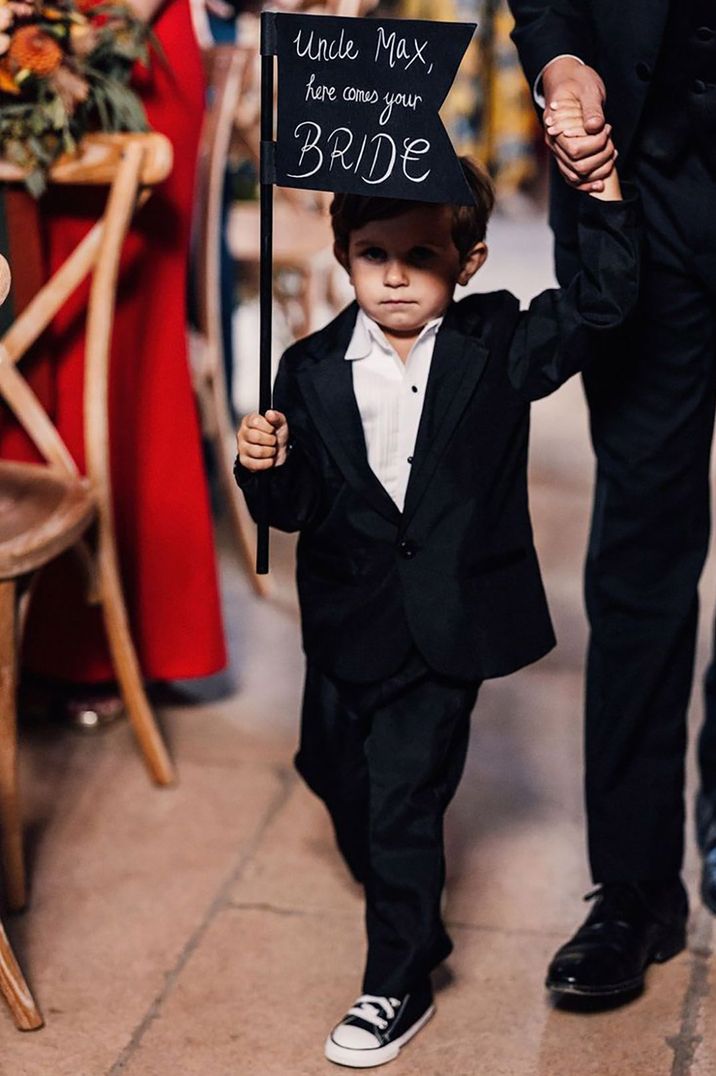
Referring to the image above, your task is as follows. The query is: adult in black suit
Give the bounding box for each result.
[509,0,716,999]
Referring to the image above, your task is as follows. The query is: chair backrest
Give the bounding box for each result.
[0,134,172,493]
[194,47,245,357]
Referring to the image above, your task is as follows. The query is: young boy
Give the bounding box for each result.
[235,150,637,1067]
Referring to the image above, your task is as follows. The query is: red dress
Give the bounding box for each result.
[2,0,227,683]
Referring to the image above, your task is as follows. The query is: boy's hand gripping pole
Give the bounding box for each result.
[256,11,276,574]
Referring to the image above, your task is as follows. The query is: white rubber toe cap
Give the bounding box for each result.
[330,1023,381,1050]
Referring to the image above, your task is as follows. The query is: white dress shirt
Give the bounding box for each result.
[345,308,442,511]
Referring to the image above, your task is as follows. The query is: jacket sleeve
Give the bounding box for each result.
[508,0,595,96]
[233,351,322,533]
[508,188,640,401]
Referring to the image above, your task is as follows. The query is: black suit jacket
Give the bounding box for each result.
[509,0,716,263]
[235,195,639,684]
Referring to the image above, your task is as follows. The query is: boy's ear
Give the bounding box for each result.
[457,242,488,287]
[333,241,351,279]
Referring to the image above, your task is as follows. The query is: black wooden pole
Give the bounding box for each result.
[256,12,275,574]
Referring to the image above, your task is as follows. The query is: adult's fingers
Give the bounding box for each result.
[581,83,607,133]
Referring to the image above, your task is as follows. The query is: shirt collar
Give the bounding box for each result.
[345,307,443,361]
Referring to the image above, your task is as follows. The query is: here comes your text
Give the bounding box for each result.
[273,14,477,205]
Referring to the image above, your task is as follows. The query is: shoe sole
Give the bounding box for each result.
[324,1004,435,1068]
[545,927,687,999]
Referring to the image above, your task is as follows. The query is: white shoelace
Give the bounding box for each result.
[347,995,402,1031]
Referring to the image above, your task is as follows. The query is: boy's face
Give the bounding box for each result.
[336,204,487,340]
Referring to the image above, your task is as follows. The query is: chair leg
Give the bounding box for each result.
[0,917,43,1031]
[0,581,26,912]
[207,357,270,598]
[96,548,175,787]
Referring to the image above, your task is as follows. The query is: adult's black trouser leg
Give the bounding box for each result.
[582,152,716,882]
[295,656,478,997]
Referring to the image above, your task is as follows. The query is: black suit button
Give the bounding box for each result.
[398,539,417,559]
[692,79,708,94]
[636,61,652,81]
[696,26,714,41]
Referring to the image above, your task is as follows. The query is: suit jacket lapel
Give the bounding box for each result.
[402,310,489,527]
[297,305,402,525]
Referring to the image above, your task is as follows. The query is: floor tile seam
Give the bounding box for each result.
[446,918,568,940]
[668,905,713,1076]
[105,766,298,1076]
[222,901,568,941]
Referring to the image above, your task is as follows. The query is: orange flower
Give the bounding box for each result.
[8,26,63,75]
[0,59,19,93]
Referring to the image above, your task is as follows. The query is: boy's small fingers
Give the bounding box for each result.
[245,444,276,459]
[581,155,617,181]
[240,455,274,471]
[246,428,277,446]
[247,412,275,433]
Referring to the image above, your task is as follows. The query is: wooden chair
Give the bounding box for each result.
[192,46,269,597]
[0,254,44,1032]
[0,134,175,926]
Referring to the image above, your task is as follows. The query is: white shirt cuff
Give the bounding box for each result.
[534,54,585,109]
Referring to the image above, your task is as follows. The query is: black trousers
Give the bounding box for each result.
[295,652,479,997]
[559,144,716,882]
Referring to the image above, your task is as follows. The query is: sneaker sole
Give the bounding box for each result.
[545,926,687,998]
[324,1004,436,1068]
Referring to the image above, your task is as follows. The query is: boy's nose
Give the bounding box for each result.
[384,260,409,287]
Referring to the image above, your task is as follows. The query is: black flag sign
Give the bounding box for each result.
[271,14,476,205]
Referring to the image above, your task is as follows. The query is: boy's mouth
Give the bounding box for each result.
[381,299,416,305]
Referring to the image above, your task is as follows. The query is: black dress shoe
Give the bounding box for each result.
[546,880,688,998]
[696,792,716,914]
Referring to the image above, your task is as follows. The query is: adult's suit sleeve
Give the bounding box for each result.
[508,188,640,401]
[508,0,595,93]
[233,352,322,533]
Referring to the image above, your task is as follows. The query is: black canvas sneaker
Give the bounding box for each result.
[324,982,434,1068]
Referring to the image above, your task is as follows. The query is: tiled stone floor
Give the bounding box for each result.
[2,211,714,1074]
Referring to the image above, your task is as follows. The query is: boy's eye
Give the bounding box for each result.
[409,247,436,264]
[360,247,386,262]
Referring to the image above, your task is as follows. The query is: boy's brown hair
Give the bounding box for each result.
[330,157,495,263]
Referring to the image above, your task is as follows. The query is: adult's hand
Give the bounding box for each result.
[541,57,616,193]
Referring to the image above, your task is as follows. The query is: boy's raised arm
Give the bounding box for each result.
[507,183,640,401]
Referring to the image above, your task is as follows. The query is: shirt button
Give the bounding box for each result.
[411,385,419,393]
[696,26,714,41]
[692,79,708,94]
[635,61,651,81]
[398,539,417,559]
[407,456,413,464]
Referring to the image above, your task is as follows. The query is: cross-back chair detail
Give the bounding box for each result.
[0,134,175,944]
